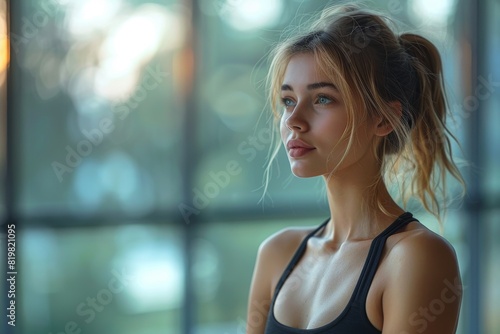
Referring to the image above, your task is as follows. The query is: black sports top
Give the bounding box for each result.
[264,212,417,334]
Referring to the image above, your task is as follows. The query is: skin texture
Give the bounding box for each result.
[246,53,462,333]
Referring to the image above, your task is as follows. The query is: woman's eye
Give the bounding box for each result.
[316,96,333,104]
[281,98,296,108]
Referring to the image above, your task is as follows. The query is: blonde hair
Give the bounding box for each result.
[263,4,465,223]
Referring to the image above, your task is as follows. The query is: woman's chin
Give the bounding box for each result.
[290,167,321,178]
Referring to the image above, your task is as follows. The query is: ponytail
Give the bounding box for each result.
[395,33,465,221]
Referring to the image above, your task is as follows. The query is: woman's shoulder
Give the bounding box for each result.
[258,224,317,259]
[263,224,316,245]
[379,220,462,332]
[381,219,460,289]
[256,224,319,273]
[387,220,458,264]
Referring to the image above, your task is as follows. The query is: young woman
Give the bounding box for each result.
[247,5,464,334]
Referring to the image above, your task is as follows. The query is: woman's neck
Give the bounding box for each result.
[321,162,404,245]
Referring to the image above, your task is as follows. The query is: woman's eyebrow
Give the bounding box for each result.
[281,82,338,91]
[307,82,338,91]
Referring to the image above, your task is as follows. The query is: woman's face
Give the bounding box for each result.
[280,53,378,178]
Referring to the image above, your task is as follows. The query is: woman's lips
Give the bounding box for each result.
[287,139,315,158]
[286,139,315,158]
[288,147,315,158]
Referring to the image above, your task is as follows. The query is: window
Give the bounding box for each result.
[2,1,497,333]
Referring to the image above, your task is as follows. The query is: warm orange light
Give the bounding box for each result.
[0,16,8,72]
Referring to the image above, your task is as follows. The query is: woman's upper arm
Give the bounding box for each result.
[246,229,300,334]
[246,240,274,334]
[382,232,462,334]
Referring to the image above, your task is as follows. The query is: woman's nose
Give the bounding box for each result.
[284,104,309,132]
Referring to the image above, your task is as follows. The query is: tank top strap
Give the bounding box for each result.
[353,212,417,302]
[272,219,330,300]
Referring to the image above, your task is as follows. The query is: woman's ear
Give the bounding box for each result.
[374,101,402,137]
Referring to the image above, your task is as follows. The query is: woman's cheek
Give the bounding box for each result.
[280,116,289,138]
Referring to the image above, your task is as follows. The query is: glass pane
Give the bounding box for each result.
[482,0,500,199]
[485,210,500,334]
[12,1,184,217]
[19,222,183,334]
